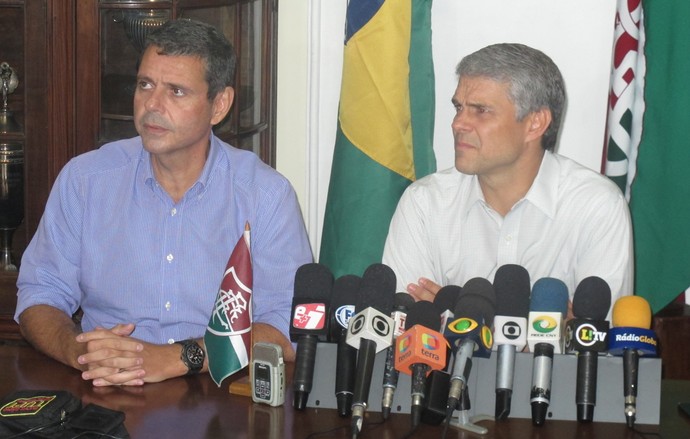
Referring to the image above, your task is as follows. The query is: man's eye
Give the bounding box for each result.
[172,88,185,97]
[138,81,152,90]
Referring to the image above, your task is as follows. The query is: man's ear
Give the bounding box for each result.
[525,107,552,144]
[211,86,235,125]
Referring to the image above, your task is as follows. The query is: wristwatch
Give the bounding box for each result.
[176,339,205,375]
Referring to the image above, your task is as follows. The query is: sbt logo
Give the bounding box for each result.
[576,323,607,346]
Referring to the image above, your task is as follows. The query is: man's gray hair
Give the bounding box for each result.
[456,43,566,151]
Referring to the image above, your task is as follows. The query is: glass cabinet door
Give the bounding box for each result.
[181,1,273,161]
[99,7,171,144]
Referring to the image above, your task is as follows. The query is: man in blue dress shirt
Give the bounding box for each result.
[15,19,312,386]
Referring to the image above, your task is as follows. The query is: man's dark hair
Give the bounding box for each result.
[144,19,236,100]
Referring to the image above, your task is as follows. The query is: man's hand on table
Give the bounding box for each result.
[76,323,184,387]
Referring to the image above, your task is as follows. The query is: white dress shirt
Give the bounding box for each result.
[382,151,633,310]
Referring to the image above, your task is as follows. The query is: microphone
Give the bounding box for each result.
[346,263,396,437]
[394,300,448,428]
[290,263,334,410]
[527,277,568,426]
[492,264,530,421]
[381,292,414,419]
[564,276,611,423]
[435,285,462,333]
[608,295,658,428]
[444,278,496,418]
[329,274,361,417]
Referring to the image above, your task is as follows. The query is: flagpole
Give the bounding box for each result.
[245,221,252,358]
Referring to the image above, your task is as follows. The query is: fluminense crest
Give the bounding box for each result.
[209,266,252,335]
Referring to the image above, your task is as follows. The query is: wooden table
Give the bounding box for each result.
[0,343,688,439]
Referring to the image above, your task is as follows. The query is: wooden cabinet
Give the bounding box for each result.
[75,1,277,159]
[0,0,277,339]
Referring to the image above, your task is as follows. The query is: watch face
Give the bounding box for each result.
[186,344,205,367]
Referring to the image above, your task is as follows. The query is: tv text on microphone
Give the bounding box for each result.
[564,276,611,423]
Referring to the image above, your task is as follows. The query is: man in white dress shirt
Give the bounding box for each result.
[382,43,633,313]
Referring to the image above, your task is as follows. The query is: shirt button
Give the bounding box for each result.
[505,235,512,242]
[171,208,177,216]
[167,339,175,344]
[167,254,174,262]
[165,301,171,311]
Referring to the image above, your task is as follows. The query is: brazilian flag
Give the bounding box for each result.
[319,0,436,279]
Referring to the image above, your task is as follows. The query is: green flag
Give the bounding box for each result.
[319,0,436,278]
[204,225,252,386]
[631,0,690,312]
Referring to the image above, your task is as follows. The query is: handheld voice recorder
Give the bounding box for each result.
[251,342,285,406]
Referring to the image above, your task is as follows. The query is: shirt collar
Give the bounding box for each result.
[463,150,559,220]
[464,171,487,220]
[139,134,220,195]
[523,150,558,219]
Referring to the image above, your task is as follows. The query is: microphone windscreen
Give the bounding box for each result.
[612,295,652,329]
[362,263,397,292]
[355,263,396,314]
[434,285,462,313]
[457,278,496,326]
[456,294,496,327]
[394,292,415,310]
[572,276,611,320]
[330,275,361,341]
[331,275,361,309]
[530,278,569,314]
[494,264,530,317]
[294,263,334,299]
[405,300,440,330]
[461,277,497,307]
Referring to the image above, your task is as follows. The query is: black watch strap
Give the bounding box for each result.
[176,339,205,375]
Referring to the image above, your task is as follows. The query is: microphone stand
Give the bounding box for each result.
[447,386,490,435]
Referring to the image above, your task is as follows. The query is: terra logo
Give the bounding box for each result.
[532,316,557,334]
[422,333,439,350]
[398,334,411,352]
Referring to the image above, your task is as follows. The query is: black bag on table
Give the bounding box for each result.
[0,390,129,438]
